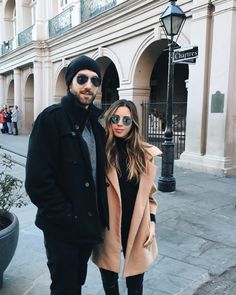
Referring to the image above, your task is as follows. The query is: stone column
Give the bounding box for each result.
[177,1,214,170]
[13,69,21,108]
[118,86,150,138]
[33,60,43,119]
[203,0,236,175]
[43,60,52,106]
[0,75,4,106]
[13,68,22,132]
[15,0,23,33]
[34,0,47,40]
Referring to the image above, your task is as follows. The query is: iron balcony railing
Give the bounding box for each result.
[81,0,117,22]
[48,6,73,38]
[18,25,33,47]
[142,101,186,159]
[1,39,13,55]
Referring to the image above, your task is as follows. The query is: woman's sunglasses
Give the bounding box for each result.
[110,114,133,126]
[76,74,101,87]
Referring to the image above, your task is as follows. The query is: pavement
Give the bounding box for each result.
[0,133,236,295]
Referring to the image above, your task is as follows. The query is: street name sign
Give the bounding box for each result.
[173,46,198,63]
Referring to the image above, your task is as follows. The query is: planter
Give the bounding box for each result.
[0,211,19,289]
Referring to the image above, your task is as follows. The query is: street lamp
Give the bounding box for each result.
[158,0,186,192]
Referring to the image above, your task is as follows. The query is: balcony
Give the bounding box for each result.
[48,6,73,38]
[1,39,13,56]
[81,0,117,22]
[18,25,33,47]
[0,0,120,56]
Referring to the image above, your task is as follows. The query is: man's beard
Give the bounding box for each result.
[71,90,96,107]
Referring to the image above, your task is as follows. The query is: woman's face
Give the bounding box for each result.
[110,106,133,138]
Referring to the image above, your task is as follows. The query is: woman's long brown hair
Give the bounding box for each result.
[103,99,151,181]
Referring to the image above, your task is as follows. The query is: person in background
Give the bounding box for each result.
[2,106,8,134]
[0,108,6,133]
[6,107,13,134]
[12,105,19,135]
[92,99,162,295]
[25,55,109,295]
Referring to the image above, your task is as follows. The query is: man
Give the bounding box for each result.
[12,105,19,135]
[25,55,109,295]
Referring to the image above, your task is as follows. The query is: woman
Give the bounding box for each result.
[0,108,5,133]
[92,99,162,294]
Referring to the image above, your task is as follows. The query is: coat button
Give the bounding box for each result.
[85,182,90,187]
[106,182,110,187]
[87,211,93,217]
[71,131,76,136]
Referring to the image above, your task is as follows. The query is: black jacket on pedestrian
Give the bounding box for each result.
[25,92,109,244]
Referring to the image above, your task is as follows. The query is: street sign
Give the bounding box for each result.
[173,46,198,63]
[176,58,196,64]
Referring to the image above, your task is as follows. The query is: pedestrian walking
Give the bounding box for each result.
[25,55,109,295]
[92,99,162,294]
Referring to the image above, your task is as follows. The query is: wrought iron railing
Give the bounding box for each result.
[1,39,13,55]
[48,6,73,38]
[142,101,186,159]
[81,0,117,22]
[18,25,33,47]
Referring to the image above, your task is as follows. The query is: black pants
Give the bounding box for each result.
[13,122,18,135]
[44,233,94,295]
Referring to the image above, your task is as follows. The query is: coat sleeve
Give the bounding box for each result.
[25,109,73,222]
[149,184,158,216]
[148,157,158,216]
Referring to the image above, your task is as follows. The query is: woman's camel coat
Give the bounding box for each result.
[92,145,162,277]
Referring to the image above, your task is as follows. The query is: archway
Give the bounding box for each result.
[133,39,189,158]
[4,0,16,40]
[95,56,120,109]
[102,61,119,106]
[7,80,14,107]
[54,68,67,103]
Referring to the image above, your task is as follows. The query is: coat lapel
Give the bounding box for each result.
[107,167,121,201]
[125,160,157,258]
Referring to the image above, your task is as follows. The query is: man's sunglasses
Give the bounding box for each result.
[76,74,101,87]
[110,114,133,126]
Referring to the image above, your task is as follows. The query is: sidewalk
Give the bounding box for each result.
[0,133,236,295]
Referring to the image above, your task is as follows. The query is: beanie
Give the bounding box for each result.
[65,55,101,87]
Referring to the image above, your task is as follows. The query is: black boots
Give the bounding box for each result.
[127,283,143,295]
[104,283,119,295]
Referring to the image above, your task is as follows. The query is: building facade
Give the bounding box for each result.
[0,0,235,176]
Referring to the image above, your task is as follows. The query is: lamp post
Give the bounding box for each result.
[158,0,186,192]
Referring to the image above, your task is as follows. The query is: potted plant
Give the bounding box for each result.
[0,153,27,289]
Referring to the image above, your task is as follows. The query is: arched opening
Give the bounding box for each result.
[54,68,67,103]
[7,80,14,107]
[102,62,119,106]
[133,39,189,158]
[149,47,189,157]
[4,0,16,40]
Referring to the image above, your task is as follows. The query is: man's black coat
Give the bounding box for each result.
[25,93,109,244]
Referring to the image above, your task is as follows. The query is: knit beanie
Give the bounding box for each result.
[65,55,101,87]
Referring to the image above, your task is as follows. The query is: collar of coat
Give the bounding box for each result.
[61,92,103,132]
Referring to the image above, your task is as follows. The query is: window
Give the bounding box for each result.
[60,0,68,7]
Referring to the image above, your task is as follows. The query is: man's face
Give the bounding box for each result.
[70,69,101,108]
